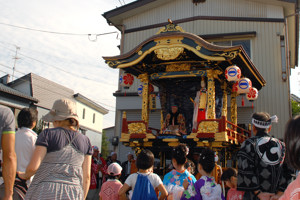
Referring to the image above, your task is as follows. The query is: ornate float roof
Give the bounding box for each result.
[103,22,266,90]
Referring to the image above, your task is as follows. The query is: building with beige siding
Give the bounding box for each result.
[103,0,299,159]
[8,73,108,149]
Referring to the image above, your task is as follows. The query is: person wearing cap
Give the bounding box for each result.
[99,162,123,200]
[18,99,92,200]
[237,112,289,200]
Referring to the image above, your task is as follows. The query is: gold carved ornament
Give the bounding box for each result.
[154,47,184,60]
[166,64,191,72]
[206,70,216,119]
[197,121,219,133]
[212,50,240,60]
[138,74,149,123]
[128,123,147,134]
[156,21,185,34]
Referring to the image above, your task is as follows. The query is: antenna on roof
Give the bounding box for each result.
[12,46,20,81]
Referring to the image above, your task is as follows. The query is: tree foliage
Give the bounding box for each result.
[292,100,300,116]
[101,131,109,159]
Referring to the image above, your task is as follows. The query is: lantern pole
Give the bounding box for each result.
[206,70,216,119]
[138,73,150,125]
[230,92,238,127]
[221,82,228,118]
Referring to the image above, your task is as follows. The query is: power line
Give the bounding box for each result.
[0,21,118,37]
[117,0,123,6]
[0,44,117,87]
[0,40,117,73]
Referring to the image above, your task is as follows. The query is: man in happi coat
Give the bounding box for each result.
[237,112,292,200]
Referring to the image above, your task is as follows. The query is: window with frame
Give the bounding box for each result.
[82,108,85,119]
[213,40,251,58]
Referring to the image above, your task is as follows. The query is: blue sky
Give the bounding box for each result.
[0,0,299,129]
[0,0,135,128]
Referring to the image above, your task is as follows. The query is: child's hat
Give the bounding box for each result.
[107,162,122,176]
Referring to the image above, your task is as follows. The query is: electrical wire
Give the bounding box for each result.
[0,40,116,72]
[0,64,116,112]
[117,0,123,6]
[0,44,117,87]
[0,21,118,37]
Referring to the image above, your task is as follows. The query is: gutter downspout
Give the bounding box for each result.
[284,16,292,118]
[285,11,299,118]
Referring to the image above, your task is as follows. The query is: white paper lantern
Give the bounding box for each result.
[225,65,241,82]
[246,87,258,101]
[120,73,134,89]
[237,78,252,94]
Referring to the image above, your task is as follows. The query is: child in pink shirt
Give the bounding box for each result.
[278,116,300,200]
[99,162,123,200]
[221,168,244,200]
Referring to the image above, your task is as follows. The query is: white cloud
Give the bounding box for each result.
[0,0,136,128]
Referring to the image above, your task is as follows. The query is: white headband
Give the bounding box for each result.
[252,115,278,129]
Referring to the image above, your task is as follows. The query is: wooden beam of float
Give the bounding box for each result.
[222,82,228,118]
[138,73,150,124]
[150,70,207,80]
[206,70,216,119]
[231,92,238,125]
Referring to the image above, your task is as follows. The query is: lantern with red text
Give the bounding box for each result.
[237,78,252,94]
[246,87,258,101]
[120,73,134,89]
[225,65,241,82]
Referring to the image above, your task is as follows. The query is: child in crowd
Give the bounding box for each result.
[163,144,197,200]
[278,115,300,200]
[181,148,225,200]
[221,168,244,200]
[119,149,167,200]
[99,162,123,200]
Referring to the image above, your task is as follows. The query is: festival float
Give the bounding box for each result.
[103,20,265,174]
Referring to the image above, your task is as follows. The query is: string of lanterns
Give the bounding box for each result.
[225,65,258,106]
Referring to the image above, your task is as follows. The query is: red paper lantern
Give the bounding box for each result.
[120,73,134,89]
[225,65,241,82]
[246,87,258,101]
[237,78,252,94]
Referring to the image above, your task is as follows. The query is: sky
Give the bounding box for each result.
[0,0,300,129]
[0,0,135,128]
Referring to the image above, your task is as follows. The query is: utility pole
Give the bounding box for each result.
[12,46,20,81]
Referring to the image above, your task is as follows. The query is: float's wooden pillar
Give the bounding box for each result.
[207,70,215,119]
[138,73,149,124]
[230,92,238,125]
[222,82,228,118]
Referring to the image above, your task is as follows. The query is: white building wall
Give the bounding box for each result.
[76,101,104,132]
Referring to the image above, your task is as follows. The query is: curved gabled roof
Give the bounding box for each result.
[103,23,266,90]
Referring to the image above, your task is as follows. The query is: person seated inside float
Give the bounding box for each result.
[162,105,186,135]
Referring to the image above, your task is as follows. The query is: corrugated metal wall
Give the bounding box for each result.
[123,0,284,30]
[117,0,290,138]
